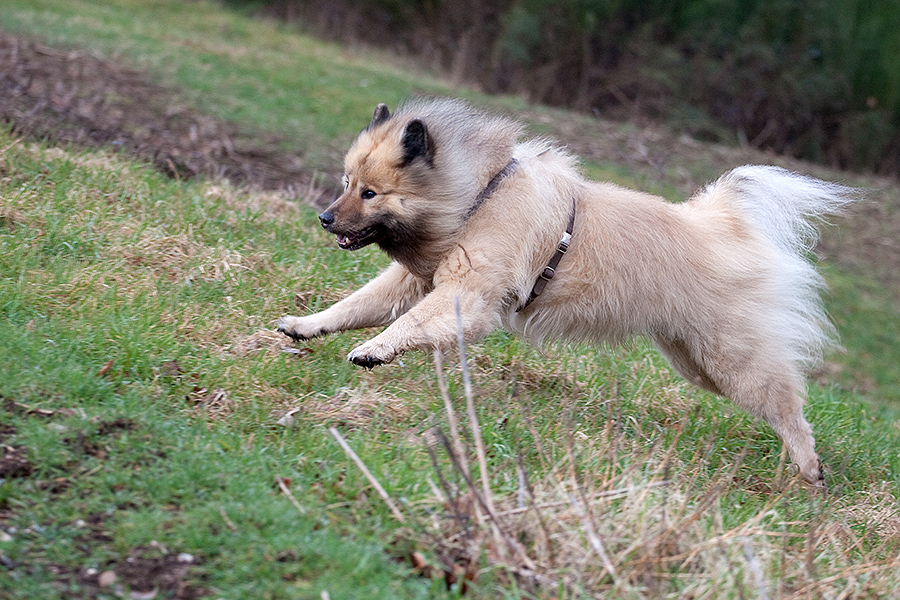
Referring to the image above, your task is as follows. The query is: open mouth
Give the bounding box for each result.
[335,226,385,251]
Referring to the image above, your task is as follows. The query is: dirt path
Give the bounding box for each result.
[0,33,314,195]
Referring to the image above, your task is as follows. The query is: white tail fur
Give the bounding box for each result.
[710,165,860,370]
[722,165,858,254]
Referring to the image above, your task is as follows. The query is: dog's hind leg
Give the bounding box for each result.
[733,374,823,487]
[653,334,724,396]
[655,333,823,487]
[706,354,823,487]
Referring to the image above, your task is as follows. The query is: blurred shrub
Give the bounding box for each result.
[237,0,900,176]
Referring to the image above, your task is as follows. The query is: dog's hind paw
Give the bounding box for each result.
[814,459,826,490]
[797,459,826,491]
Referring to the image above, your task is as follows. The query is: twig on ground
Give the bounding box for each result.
[453,297,495,518]
[492,480,672,517]
[433,349,472,482]
[425,434,473,540]
[329,427,405,523]
[276,477,307,516]
[567,490,619,582]
[436,429,539,573]
[218,505,238,532]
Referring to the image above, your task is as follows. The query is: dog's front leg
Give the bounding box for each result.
[347,283,499,368]
[277,262,430,341]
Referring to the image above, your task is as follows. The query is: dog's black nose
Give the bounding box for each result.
[319,211,334,228]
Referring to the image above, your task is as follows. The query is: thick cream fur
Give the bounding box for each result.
[278,99,858,486]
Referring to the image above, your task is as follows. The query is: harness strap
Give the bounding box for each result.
[517,201,576,312]
[464,157,575,313]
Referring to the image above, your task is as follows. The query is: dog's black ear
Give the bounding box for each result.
[369,103,391,128]
[401,119,433,166]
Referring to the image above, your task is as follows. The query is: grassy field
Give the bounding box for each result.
[2,1,900,598]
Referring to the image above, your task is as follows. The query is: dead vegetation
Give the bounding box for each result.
[315,341,900,599]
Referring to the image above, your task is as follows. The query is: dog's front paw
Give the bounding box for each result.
[276,315,324,341]
[348,340,397,369]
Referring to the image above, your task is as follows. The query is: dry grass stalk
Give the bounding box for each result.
[741,536,770,600]
[276,477,307,516]
[329,426,406,524]
[453,298,494,517]
[433,349,470,481]
[434,348,484,532]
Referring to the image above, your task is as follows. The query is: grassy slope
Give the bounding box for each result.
[1,1,899,598]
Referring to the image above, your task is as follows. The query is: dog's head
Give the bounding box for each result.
[318,103,437,252]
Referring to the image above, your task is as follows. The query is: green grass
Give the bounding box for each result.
[0,142,434,598]
[825,267,900,403]
[0,323,434,599]
[2,1,900,598]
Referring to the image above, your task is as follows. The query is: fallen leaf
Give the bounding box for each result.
[159,360,183,377]
[96,359,114,377]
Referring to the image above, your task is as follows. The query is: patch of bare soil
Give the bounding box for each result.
[0,34,313,195]
[0,442,32,479]
[47,546,207,600]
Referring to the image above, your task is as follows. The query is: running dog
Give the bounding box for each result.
[278,98,858,486]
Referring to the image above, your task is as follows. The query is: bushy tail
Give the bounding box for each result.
[718,165,859,255]
[707,165,861,370]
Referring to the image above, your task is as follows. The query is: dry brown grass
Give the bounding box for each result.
[406,394,900,599]
[202,183,303,221]
[277,387,413,430]
[336,324,900,599]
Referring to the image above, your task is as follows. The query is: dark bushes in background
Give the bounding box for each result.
[236,0,900,176]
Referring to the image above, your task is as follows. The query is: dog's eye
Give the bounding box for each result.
[361,189,377,200]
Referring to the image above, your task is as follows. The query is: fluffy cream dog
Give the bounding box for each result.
[278,98,858,486]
